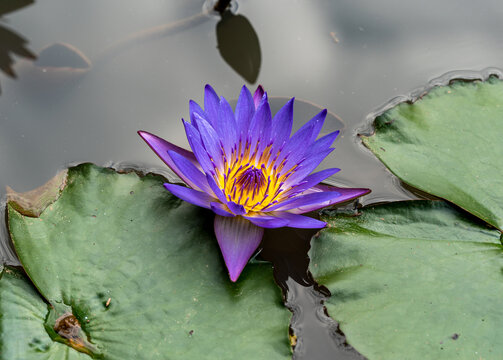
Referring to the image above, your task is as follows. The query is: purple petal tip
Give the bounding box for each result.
[214,216,264,282]
[137,130,152,141]
[253,85,265,108]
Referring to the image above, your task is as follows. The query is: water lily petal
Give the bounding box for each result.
[265,191,343,212]
[214,215,264,282]
[242,215,289,228]
[274,108,329,171]
[204,84,220,127]
[192,113,224,170]
[282,167,341,197]
[273,120,314,172]
[289,108,326,147]
[270,98,294,155]
[211,202,234,217]
[253,85,265,109]
[163,183,216,209]
[138,131,202,187]
[217,97,238,158]
[206,174,229,204]
[189,100,206,126]
[168,150,212,193]
[307,130,340,156]
[248,94,272,151]
[306,109,327,142]
[235,85,255,139]
[182,120,215,176]
[274,212,327,228]
[227,201,247,215]
[289,185,371,214]
[283,148,334,187]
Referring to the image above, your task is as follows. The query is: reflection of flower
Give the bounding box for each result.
[139,85,370,281]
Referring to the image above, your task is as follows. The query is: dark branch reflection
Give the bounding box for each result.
[216,10,261,84]
[0,0,36,93]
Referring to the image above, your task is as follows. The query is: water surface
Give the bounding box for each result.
[1,0,503,358]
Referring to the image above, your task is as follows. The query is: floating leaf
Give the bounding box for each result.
[309,201,503,359]
[362,77,503,230]
[7,164,291,359]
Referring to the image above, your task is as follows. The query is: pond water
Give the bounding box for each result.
[1,0,502,358]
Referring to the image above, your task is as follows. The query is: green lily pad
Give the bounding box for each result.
[362,76,503,230]
[309,201,503,359]
[0,267,89,359]
[7,163,291,359]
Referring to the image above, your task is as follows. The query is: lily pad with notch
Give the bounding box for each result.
[361,76,503,230]
[6,163,291,359]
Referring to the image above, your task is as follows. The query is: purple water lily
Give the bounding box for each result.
[139,85,370,282]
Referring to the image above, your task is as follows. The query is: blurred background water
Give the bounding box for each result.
[1,0,503,358]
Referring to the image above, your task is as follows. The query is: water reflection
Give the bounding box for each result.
[216,11,261,83]
[35,42,90,69]
[2,1,503,358]
[0,0,36,93]
[6,1,260,97]
[21,43,91,99]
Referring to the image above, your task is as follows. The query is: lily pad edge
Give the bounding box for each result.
[358,68,503,232]
[4,162,297,359]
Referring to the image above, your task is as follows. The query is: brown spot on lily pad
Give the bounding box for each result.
[53,312,99,357]
[54,313,82,342]
[44,302,102,358]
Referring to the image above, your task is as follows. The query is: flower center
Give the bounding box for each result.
[223,164,274,212]
[236,166,266,193]
[218,141,299,213]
